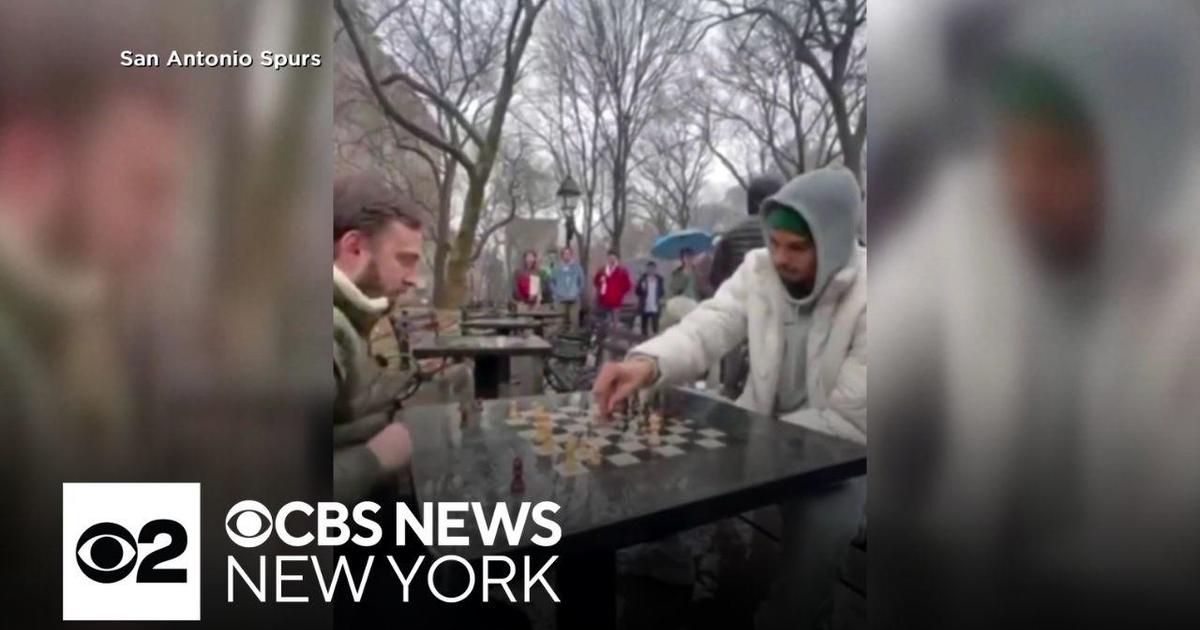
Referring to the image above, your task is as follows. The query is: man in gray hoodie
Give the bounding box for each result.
[593,166,866,627]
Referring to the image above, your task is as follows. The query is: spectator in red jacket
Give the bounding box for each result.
[512,249,546,307]
[593,250,631,323]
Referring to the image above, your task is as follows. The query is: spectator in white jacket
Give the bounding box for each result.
[592,166,866,629]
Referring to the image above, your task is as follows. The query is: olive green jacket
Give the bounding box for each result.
[333,265,393,502]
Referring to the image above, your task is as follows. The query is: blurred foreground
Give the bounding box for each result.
[871,0,1200,627]
[0,1,331,625]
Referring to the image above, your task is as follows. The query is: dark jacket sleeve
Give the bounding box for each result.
[709,236,734,290]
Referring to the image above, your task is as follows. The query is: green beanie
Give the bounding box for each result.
[764,204,811,238]
[990,58,1090,135]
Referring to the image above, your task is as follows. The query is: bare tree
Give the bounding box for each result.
[516,0,614,297]
[709,0,867,181]
[547,0,704,256]
[631,102,712,232]
[471,131,556,262]
[336,0,550,307]
[699,11,820,184]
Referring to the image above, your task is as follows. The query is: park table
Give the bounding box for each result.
[510,306,565,321]
[409,334,552,399]
[460,317,546,337]
[400,388,867,629]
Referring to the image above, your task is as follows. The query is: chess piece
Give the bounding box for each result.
[647,416,661,445]
[459,402,469,427]
[589,442,603,466]
[508,400,520,418]
[510,457,525,494]
[564,435,579,472]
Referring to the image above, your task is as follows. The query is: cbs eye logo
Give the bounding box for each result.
[62,483,200,621]
[75,520,188,584]
[225,500,272,547]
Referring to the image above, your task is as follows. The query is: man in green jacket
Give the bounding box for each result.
[333,172,425,502]
[668,247,701,300]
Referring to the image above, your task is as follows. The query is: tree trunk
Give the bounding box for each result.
[431,158,457,307]
[442,143,497,306]
[830,94,863,181]
[610,153,627,256]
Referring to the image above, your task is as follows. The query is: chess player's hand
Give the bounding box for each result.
[366,423,413,472]
[592,357,657,415]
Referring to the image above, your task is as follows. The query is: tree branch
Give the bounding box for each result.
[334,0,475,171]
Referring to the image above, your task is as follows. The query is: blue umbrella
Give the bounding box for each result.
[650,228,714,260]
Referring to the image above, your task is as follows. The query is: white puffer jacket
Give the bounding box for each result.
[632,246,867,445]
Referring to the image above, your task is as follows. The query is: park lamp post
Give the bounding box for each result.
[556,174,581,249]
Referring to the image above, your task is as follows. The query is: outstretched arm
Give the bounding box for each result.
[629,257,752,385]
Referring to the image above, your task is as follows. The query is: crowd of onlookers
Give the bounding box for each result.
[509,176,789,340]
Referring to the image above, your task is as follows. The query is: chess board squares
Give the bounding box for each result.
[553,461,589,477]
[696,428,726,438]
[616,441,648,453]
[666,425,692,435]
[695,438,726,449]
[661,434,688,445]
[606,452,641,467]
[583,436,609,449]
[651,445,686,457]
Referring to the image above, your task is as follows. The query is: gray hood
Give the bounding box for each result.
[761,167,863,302]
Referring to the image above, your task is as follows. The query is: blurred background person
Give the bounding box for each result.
[512,249,545,308]
[709,174,785,290]
[635,259,665,336]
[0,0,186,456]
[593,250,631,324]
[1,1,331,626]
[668,247,701,301]
[551,244,584,328]
[872,1,1200,626]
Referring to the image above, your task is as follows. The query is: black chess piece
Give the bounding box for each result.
[510,457,525,494]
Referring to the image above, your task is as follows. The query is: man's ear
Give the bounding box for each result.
[336,229,364,258]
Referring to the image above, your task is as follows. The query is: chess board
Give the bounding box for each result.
[502,401,734,477]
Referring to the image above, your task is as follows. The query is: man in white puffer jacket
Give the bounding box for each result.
[593,166,865,442]
[592,166,866,629]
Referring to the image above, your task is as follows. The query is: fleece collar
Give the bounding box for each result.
[333,264,390,336]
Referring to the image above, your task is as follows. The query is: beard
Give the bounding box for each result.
[354,259,387,299]
[776,265,815,299]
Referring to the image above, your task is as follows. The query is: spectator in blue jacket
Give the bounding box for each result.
[550,245,585,328]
